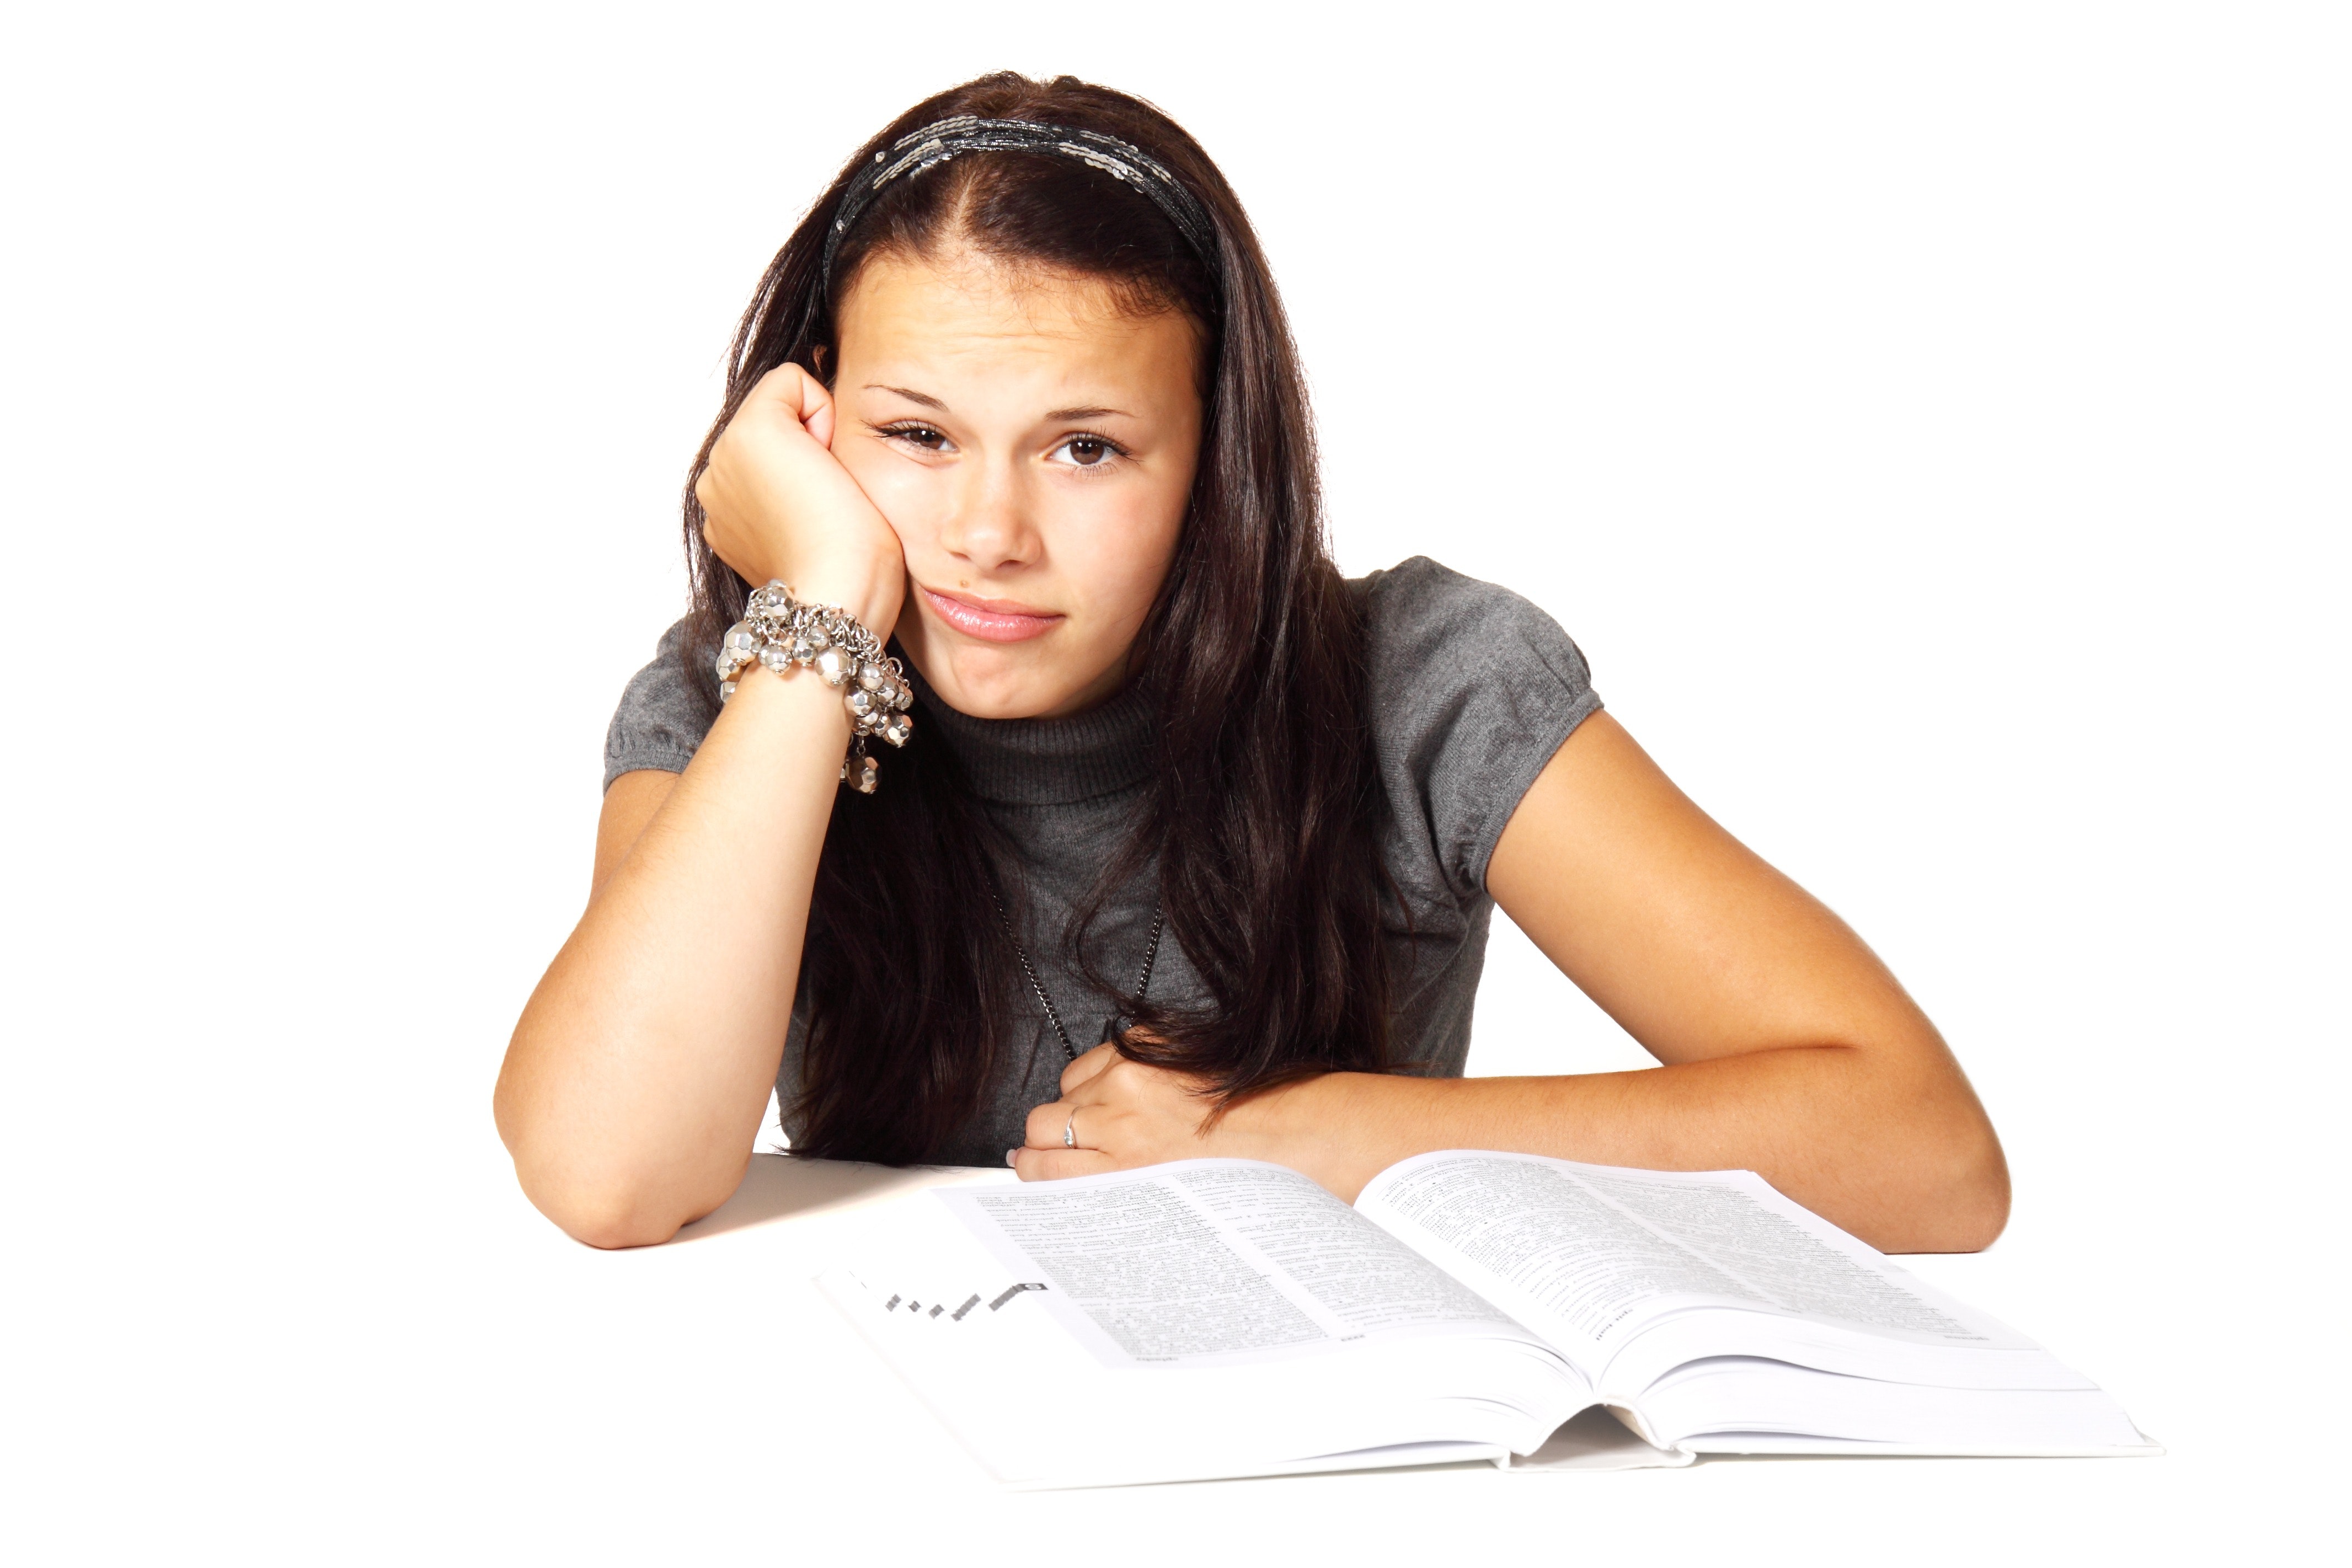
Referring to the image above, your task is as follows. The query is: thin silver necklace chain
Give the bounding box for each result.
[988,890,1166,1062]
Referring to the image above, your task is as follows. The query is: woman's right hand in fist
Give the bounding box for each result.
[694,363,906,636]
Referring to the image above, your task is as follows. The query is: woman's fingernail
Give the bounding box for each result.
[1006,1149,1019,1168]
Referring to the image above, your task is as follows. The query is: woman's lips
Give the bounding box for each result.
[921,586,1064,643]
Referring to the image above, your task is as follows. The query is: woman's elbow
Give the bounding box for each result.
[511,1160,699,1250]
[1885,1111,2011,1254]
[1947,1124,2012,1252]
[545,1192,689,1250]
[494,1095,713,1249]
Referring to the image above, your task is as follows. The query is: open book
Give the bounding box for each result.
[817,1152,2155,1487]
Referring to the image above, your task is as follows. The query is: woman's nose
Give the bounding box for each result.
[937,461,1039,574]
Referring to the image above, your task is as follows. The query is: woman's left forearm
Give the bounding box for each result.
[1228,1045,2009,1253]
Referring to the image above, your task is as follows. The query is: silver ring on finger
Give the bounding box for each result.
[1063,1110,1079,1149]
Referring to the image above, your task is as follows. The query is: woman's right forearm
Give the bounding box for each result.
[505,355,907,1245]
[495,667,852,1246]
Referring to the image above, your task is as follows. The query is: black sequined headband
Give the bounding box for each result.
[817,115,1222,303]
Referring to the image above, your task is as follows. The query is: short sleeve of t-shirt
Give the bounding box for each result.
[603,615,720,791]
[1357,556,1603,905]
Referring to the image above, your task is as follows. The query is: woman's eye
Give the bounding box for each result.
[884,424,950,452]
[1062,436,1115,467]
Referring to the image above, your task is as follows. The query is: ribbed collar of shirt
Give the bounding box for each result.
[907,666,1157,806]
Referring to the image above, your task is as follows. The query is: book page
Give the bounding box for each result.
[934,1159,1541,1369]
[1356,1152,2033,1377]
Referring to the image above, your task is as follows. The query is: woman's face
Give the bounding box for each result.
[830,249,1203,720]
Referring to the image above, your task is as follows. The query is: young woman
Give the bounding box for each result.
[496,73,2009,1254]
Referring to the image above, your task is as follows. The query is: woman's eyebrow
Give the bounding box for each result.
[865,385,1131,423]
[868,384,948,410]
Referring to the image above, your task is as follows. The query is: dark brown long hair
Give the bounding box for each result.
[682,73,1393,1162]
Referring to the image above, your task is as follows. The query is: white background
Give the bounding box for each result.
[3,2,2344,1561]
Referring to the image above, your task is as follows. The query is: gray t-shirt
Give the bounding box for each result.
[604,555,1602,1166]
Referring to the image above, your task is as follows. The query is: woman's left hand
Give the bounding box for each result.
[1012,1042,1250,1179]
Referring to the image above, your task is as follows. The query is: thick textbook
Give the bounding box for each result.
[819,1151,2155,1486]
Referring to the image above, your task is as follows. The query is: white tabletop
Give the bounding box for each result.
[94,1150,2262,1565]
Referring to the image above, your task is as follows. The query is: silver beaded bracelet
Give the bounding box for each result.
[714,580,913,794]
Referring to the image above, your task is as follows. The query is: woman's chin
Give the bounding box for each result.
[915,648,1124,723]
